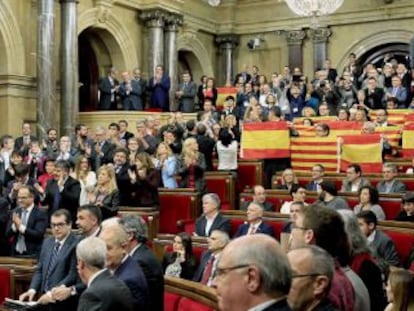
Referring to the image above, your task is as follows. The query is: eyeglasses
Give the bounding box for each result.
[291,223,308,231]
[215,264,250,279]
[17,196,30,200]
[51,222,67,229]
[292,273,321,279]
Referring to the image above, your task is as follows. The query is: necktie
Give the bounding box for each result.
[247,225,256,235]
[201,256,215,285]
[45,242,61,291]
[16,210,28,254]
[52,189,61,213]
[392,88,397,96]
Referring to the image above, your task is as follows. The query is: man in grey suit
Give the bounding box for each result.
[176,71,197,113]
[98,67,119,110]
[76,236,134,311]
[376,163,407,193]
[118,71,143,111]
[357,210,400,276]
[19,209,79,311]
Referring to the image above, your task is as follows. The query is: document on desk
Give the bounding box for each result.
[4,298,38,310]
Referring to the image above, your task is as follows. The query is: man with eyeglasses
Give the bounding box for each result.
[19,209,79,311]
[5,185,47,257]
[287,245,337,311]
[212,234,292,311]
[306,165,325,192]
[288,204,358,311]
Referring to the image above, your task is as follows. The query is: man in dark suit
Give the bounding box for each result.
[148,64,171,111]
[6,186,47,257]
[195,193,231,237]
[118,71,143,111]
[98,67,119,110]
[234,202,274,238]
[357,210,400,275]
[118,120,134,147]
[234,64,251,86]
[376,163,407,193]
[76,204,102,238]
[0,197,10,256]
[76,236,134,311]
[196,123,216,171]
[324,59,338,83]
[241,185,275,212]
[306,164,325,192]
[14,122,37,157]
[100,224,149,310]
[123,214,164,311]
[212,234,292,311]
[133,68,147,106]
[91,126,116,170]
[112,148,132,206]
[176,71,197,112]
[193,230,229,286]
[42,160,81,224]
[5,163,41,209]
[19,209,79,311]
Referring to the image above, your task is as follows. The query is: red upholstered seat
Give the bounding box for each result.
[269,220,287,240]
[177,297,214,311]
[0,268,11,303]
[382,229,414,264]
[146,108,163,112]
[205,175,234,210]
[238,162,262,191]
[160,191,198,234]
[380,200,402,220]
[230,219,245,237]
[164,292,181,311]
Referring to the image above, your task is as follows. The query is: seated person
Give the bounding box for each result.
[280,184,307,214]
[306,164,325,192]
[318,181,350,211]
[353,185,386,221]
[282,201,305,234]
[195,193,230,237]
[240,185,275,212]
[193,230,229,286]
[395,192,414,222]
[162,232,197,280]
[275,168,299,191]
[357,210,400,276]
[234,202,274,238]
[377,164,407,193]
[340,164,371,192]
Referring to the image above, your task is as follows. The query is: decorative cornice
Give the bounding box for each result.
[215,34,239,47]
[139,8,170,27]
[284,29,306,45]
[165,12,183,31]
[309,27,332,43]
[59,0,79,3]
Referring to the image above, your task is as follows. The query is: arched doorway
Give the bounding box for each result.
[178,50,204,84]
[357,42,409,69]
[78,27,126,111]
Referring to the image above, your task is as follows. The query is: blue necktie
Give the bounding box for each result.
[52,189,61,213]
[45,242,61,291]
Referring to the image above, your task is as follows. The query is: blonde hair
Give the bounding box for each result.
[96,165,118,193]
[156,142,173,159]
[182,138,198,164]
[388,267,414,311]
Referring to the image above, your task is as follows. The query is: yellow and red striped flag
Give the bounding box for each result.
[375,126,401,149]
[293,116,337,125]
[402,122,414,157]
[369,109,412,126]
[339,134,382,173]
[241,122,290,159]
[216,87,238,110]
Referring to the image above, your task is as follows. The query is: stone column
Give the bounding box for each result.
[140,9,169,77]
[215,34,239,87]
[60,0,78,136]
[309,27,332,71]
[165,14,183,112]
[284,30,306,70]
[37,0,56,138]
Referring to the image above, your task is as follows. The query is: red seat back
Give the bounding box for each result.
[0,268,11,303]
[177,297,214,311]
[382,229,414,264]
[230,219,245,237]
[164,292,181,311]
[205,174,234,210]
[268,220,287,240]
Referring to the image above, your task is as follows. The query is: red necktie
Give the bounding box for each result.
[201,256,215,285]
[248,225,256,235]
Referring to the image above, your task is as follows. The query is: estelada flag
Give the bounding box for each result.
[339,134,382,173]
[241,122,290,159]
[402,122,414,157]
[216,87,238,111]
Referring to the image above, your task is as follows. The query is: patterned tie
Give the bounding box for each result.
[201,256,215,285]
[247,225,256,235]
[16,210,28,254]
[45,242,61,291]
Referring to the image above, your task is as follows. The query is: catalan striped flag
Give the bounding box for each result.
[369,109,412,126]
[375,126,401,148]
[216,87,238,110]
[293,116,337,125]
[291,121,362,173]
[402,122,414,157]
[339,134,382,173]
[241,122,290,159]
